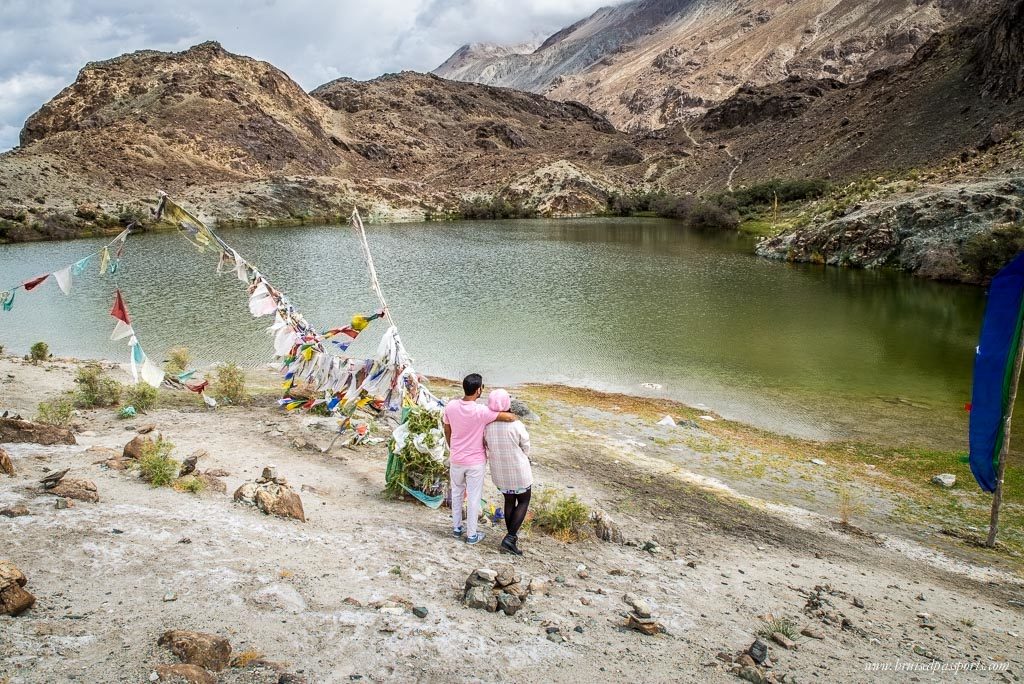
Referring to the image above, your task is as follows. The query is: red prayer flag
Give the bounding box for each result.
[185,380,209,394]
[22,274,49,291]
[109,289,131,325]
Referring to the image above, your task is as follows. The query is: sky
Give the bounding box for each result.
[0,0,623,152]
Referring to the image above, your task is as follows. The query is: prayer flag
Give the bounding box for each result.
[110,289,131,325]
[110,319,135,341]
[99,248,110,275]
[22,274,48,291]
[72,256,92,276]
[53,266,72,295]
[0,290,13,312]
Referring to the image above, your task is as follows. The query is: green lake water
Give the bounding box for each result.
[0,218,985,445]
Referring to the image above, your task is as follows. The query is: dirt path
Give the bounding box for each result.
[1,358,1023,683]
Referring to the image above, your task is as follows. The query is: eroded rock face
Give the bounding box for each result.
[233,470,305,522]
[0,418,75,446]
[0,560,36,616]
[158,630,232,672]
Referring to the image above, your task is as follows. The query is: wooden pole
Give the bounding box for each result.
[987,323,1024,547]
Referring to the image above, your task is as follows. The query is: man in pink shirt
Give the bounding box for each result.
[443,373,517,544]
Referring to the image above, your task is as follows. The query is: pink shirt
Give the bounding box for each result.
[443,399,498,466]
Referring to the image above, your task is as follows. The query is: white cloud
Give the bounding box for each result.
[0,0,623,151]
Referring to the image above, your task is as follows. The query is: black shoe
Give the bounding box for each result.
[500,534,523,556]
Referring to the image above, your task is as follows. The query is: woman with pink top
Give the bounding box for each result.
[484,389,533,556]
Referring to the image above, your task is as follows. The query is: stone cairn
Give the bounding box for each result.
[462,565,531,616]
[233,466,306,522]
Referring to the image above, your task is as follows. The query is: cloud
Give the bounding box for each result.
[0,0,623,151]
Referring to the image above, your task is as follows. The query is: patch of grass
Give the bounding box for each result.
[164,346,191,376]
[36,397,73,426]
[757,615,800,640]
[532,488,590,541]
[212,363,248,405]
[29,341,49,363]
[173,475,205,494]
[74,364,122,408]
[835,486,868,526]
[124,383,159,413]
[139,437,178,487]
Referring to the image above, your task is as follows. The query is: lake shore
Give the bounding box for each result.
[1,354,1022,683]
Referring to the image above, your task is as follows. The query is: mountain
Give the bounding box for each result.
[0,43,634,240]
[434,0,990,131]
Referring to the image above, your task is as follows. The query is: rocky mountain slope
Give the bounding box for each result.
[0,43,634,239]
[434,0,989,131]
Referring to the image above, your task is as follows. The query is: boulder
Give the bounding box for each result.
[49,478,99,503]
[154,664,216,684]
[179,450,204,477]
[463,585,497,612]
[527,577,548,595]
[123,434,153,460]
[932,473,956,488]
[748,638,768,664]
[465,568,497,590]
[503,582,529,600]
[593,510,624,543]
[1,505,29,517]
[0,418,75,445]
[0,560,35,616]
[158,630,232,672]
[0,446,13,476]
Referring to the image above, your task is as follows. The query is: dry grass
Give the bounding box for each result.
[232,650,264,668]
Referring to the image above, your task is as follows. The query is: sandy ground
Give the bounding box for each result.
[1,356,1024,683]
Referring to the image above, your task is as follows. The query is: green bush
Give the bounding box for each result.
[29,341,49,363]
[36,398,73,426]
[125,383,159,413]
[139,438,178,487]
[74,364,122,408]
[532,489,591,541]
[164,346,191,375]
[727,179,831,209]
[213,363,248,405]
[458,195,537,220]
[962,224,1024,282]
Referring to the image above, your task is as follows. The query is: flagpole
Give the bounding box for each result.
[987,321,1024,547]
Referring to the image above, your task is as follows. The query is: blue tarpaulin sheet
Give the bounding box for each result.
[969,252,1024,493]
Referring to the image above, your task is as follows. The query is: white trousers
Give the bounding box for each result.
[450,463,486,538]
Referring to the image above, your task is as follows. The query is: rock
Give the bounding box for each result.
[528,578,548,595]
[576,564,589,579]
[179,450,206,477]
[137,424,157,434]
[737,654,757,668]
[504,582,529,600]
[0,560,35,616]
[464,585,497,612]
[749,638,769,664]
[771,632,797,650]
[494,564,520,588]
[932,473,956,488]
[0,418,75,445]
[49,478,99,503]
[626,614,662,635]
[196,473,227,494]
[0,446,13,476]
[154,664,216,684]
[123,434,153,460]
[810,459,826,466]
[593,510,624,543]
[465,568,498,589]
[738,665,767,684]
[54,498,72,509]
[623,593,652,618]
[260,466,277,482]
[158,630,232,672]
[412,606,428,618]
[547,631,564,644]
[0,505,29,517]
[39,467,69,488]
[496,592,522,616]
[641,540,661,553]
[800,626,824,639]
[852,596,865,609]
[163,592,178,602]
[205,468,230,477]
[234,474,305,522]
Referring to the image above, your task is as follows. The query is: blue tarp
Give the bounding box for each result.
[969,252,1024,492]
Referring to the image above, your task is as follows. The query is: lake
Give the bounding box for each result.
[0,218,985,445]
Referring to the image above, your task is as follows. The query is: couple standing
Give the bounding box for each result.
[443,373,533,555]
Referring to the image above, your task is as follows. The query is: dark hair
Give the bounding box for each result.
[462,373,483,396]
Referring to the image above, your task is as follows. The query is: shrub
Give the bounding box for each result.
[836,486,867,526]
[458,195,537,220]
[173,475,206,494]
[36,398,73,426]
[139,437,178,487]
[29,341,49,363]
[962,223,1024,282]
[74,364,122,407]
[125,383,159,413]
[164,346,191,376]
[757,615,800,640]
[213,363,248,405]
[728,179,831,209]
[531,489,590,541]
